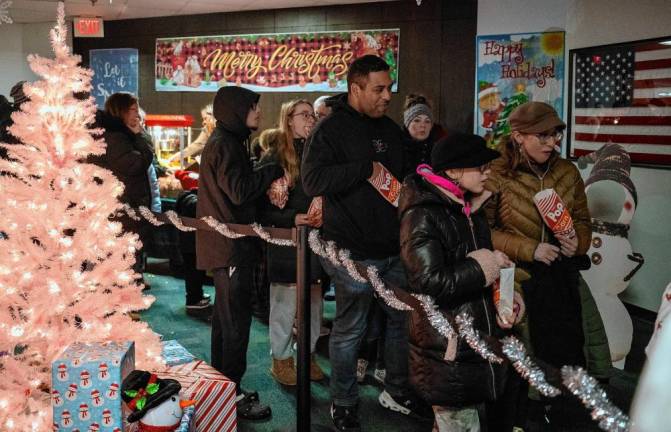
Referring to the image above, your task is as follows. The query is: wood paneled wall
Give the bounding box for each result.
[73,0,477,134]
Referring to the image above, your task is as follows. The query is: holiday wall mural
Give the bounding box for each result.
[475,31,565,149]
[155,29,400,93]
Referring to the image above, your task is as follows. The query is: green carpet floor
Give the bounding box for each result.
[140,260,431,432]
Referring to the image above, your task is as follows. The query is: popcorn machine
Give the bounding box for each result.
[144,114,194,168]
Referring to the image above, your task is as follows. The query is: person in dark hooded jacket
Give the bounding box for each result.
[399,133,524,431]
[196,86,283,421]
[96,93,154,281]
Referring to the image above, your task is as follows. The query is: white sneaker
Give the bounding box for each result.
[373,368,386,384]
[356,358,368,383]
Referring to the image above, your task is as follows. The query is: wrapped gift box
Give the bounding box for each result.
[155,360,236,432]
[51,341,134,431]
[162,340,195,366]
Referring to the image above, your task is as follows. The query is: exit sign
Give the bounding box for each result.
[74,17,104,38]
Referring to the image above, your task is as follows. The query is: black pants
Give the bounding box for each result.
[211,266,253,392]
[182,252,206,305]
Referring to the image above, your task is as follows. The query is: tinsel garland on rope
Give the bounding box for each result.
[455,313,503,364]
[202,216,245,239]
[338,249,368,283]
[165,210,195,232]
[126,205,630,432]
[365,265,413,311]
[561,366,631,432]
[411,294,456,339]
[501,336,561,397]
[251,223,295,247]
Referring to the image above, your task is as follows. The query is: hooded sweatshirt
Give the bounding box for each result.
[301,93,406,260]
[196,87,283,270]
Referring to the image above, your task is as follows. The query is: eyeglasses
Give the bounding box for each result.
[292,112,317,121]
[532,131,564,143]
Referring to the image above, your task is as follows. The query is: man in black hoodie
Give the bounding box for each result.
[302,55,430,431]
[196,86,283,421]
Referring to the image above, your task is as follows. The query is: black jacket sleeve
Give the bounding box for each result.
[301,126,373,197]
[400,207,487,307]
[216,141,284,206]
[104,131,154,176]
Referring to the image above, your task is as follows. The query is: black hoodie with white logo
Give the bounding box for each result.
[196,86,283,270]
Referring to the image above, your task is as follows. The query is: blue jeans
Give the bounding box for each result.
[324,255,410,407]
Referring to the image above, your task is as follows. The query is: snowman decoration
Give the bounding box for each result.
[107,382,120,400]
[78,403,90,421]
[66,383,78,401]
[578,143,644,368]
[57,363,69,381]
[52,389,63,407]
[80,370,91,388]
[122,370,196,432]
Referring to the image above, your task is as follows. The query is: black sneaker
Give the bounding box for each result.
[378,390,433,421]
[331,403,360,432]
[186,298,211,310]
[236,390,271,421]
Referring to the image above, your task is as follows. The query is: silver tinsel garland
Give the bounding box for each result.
[338,249,367,283]
[251,223,295,247]
[165,210,195,232]
[138,205,164,226]
[324,240,342,268]
[455,312,503,364]
[122,204,141,221]
[365,266,413,311]
[201,216,245,239]
[412,294,456,339]
[120,204,630,432]
[501,336,561,397]
[561,366,630,432]
[307,230,327,258]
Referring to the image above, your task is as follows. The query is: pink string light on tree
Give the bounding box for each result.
[0,2,163,430]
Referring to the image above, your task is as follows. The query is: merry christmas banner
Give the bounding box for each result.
[155,29,400,93]
[475,31,565,149]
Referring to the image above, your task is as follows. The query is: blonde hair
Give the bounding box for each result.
[201,103,215,135]
[274,99,312,186]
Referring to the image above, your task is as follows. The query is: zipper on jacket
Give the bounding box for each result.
[527,158,550,244]
[466,214,497,398]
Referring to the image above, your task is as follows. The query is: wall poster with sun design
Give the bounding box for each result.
[475,31,565,149]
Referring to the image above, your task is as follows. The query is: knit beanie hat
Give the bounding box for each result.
[403,103,434,129]
[578,143,637,206]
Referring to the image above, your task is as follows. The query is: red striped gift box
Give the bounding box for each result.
[155,361,237,432]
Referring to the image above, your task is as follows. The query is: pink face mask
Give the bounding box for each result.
[416,164,471,217]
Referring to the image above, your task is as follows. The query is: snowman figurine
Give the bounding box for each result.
[122,370,196,432]
[578,143,644,368]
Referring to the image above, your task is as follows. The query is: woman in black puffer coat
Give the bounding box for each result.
[96,93,154,280]
[399,133,524,431]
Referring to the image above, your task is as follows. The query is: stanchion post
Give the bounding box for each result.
[295,225,311,431]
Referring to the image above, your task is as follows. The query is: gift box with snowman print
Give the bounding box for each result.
[51,341,135,431]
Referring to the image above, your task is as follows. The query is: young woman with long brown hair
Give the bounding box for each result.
[258,99,325,386]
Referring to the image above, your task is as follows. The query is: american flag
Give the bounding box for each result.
[570,41,671,165]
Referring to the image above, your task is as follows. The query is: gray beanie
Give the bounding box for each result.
[403,103,433,129]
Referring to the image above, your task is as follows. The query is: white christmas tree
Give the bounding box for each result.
[0,3,163,430]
